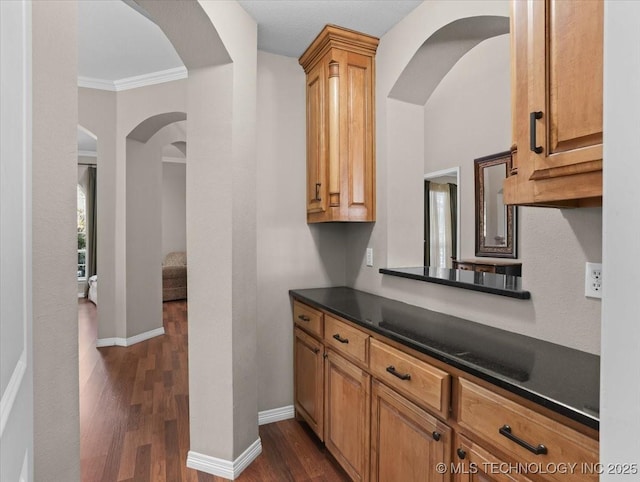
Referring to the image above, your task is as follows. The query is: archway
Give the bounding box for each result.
[389,16,509,105]
[384,13,510,269]
[125,115,187,342]
[29,1,259,479]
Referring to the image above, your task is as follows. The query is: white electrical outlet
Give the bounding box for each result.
[585,262,602,299]
[366,248,374,267]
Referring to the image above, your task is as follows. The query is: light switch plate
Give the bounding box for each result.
[366,248,373,267]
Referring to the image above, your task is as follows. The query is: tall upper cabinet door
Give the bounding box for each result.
[300,25,378,223]
[505,0,603,206]
[306,59,328,216]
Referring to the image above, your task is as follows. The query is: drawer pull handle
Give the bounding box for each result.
[332,334,349,344]
[386,365,411,381]
[456,448,467,459]
[530,111,543,154]
[297,315,311,322]
[499,425,548,455]
[432,431,441,441]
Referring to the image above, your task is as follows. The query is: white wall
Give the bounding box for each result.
[347,2,602,355]
[256,51,347,413]
[0,1,33,480]
[601,1,640,474]
[162,162,187,257]
[31,1,80,479]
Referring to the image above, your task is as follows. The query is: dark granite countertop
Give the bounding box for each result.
[380,266,531,299]
[290,286,599,430]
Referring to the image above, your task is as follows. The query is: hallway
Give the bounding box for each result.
[78,300,348,481]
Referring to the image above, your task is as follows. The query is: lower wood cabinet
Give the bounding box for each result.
[456,379,598,482]
[325,349,371,482]
[454,435,534,482]
[292,300,598,482]
[294,327,324,440]
[371,380,451,482]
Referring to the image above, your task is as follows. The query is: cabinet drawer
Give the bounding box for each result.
[369,338,450,418]
[324,315,369,365]
[293,301,323,338]
[457,378,598,482]
[456,263,474,271]
[475,265,496,273]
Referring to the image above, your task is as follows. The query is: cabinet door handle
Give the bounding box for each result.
[529,111,543,154]
[457,448,467,459]
[499,425,548,455]
[432,431,441,441]
[386,365,411,381]
[313,347,320,354]
[297,315,311,322]
[332,334,349,344]
[315,182,322,201]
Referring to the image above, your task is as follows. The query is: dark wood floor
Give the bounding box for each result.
[78,299,349,481]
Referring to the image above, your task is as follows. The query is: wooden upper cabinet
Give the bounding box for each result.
[505,0,603,207]
[299,25,378,223]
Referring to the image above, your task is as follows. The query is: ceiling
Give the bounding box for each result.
[78,0,422,83]
[78,0,184,82]
[238,0,422,58]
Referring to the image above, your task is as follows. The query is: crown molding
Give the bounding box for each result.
[78,76,117,91]
[78,150,97,158]
[78,66,188,92]
[115,66,187,91]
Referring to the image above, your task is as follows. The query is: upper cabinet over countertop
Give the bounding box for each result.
[299,25,379,223]
[505,0,603,207]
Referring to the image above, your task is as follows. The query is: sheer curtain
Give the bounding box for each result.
[428,182,453,268]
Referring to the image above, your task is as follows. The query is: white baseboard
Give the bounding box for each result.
[258,405,295,425]
[96,327,165,347]
[186,438,262,480]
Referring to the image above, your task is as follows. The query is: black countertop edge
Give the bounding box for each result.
[379,268,531,300]
[289,288,598,431]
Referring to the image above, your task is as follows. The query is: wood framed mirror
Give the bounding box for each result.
[474,151,517,258]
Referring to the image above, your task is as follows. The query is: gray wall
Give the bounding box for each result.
[347,4,602,356]
[256,51,347,412]
[79,81,187,343]
[162,162,187,257]
[601,1,640,474]
[125,137,163,338]
[32,1,80,479]
[126,121,186,339]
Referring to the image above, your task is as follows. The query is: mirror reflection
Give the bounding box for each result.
[424,168,460,268]
[475,151,516,258]
[483,163,507,247]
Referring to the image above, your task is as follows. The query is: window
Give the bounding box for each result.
[77,185,87,280]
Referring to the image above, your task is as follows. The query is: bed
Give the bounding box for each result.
[162,251,187,301]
